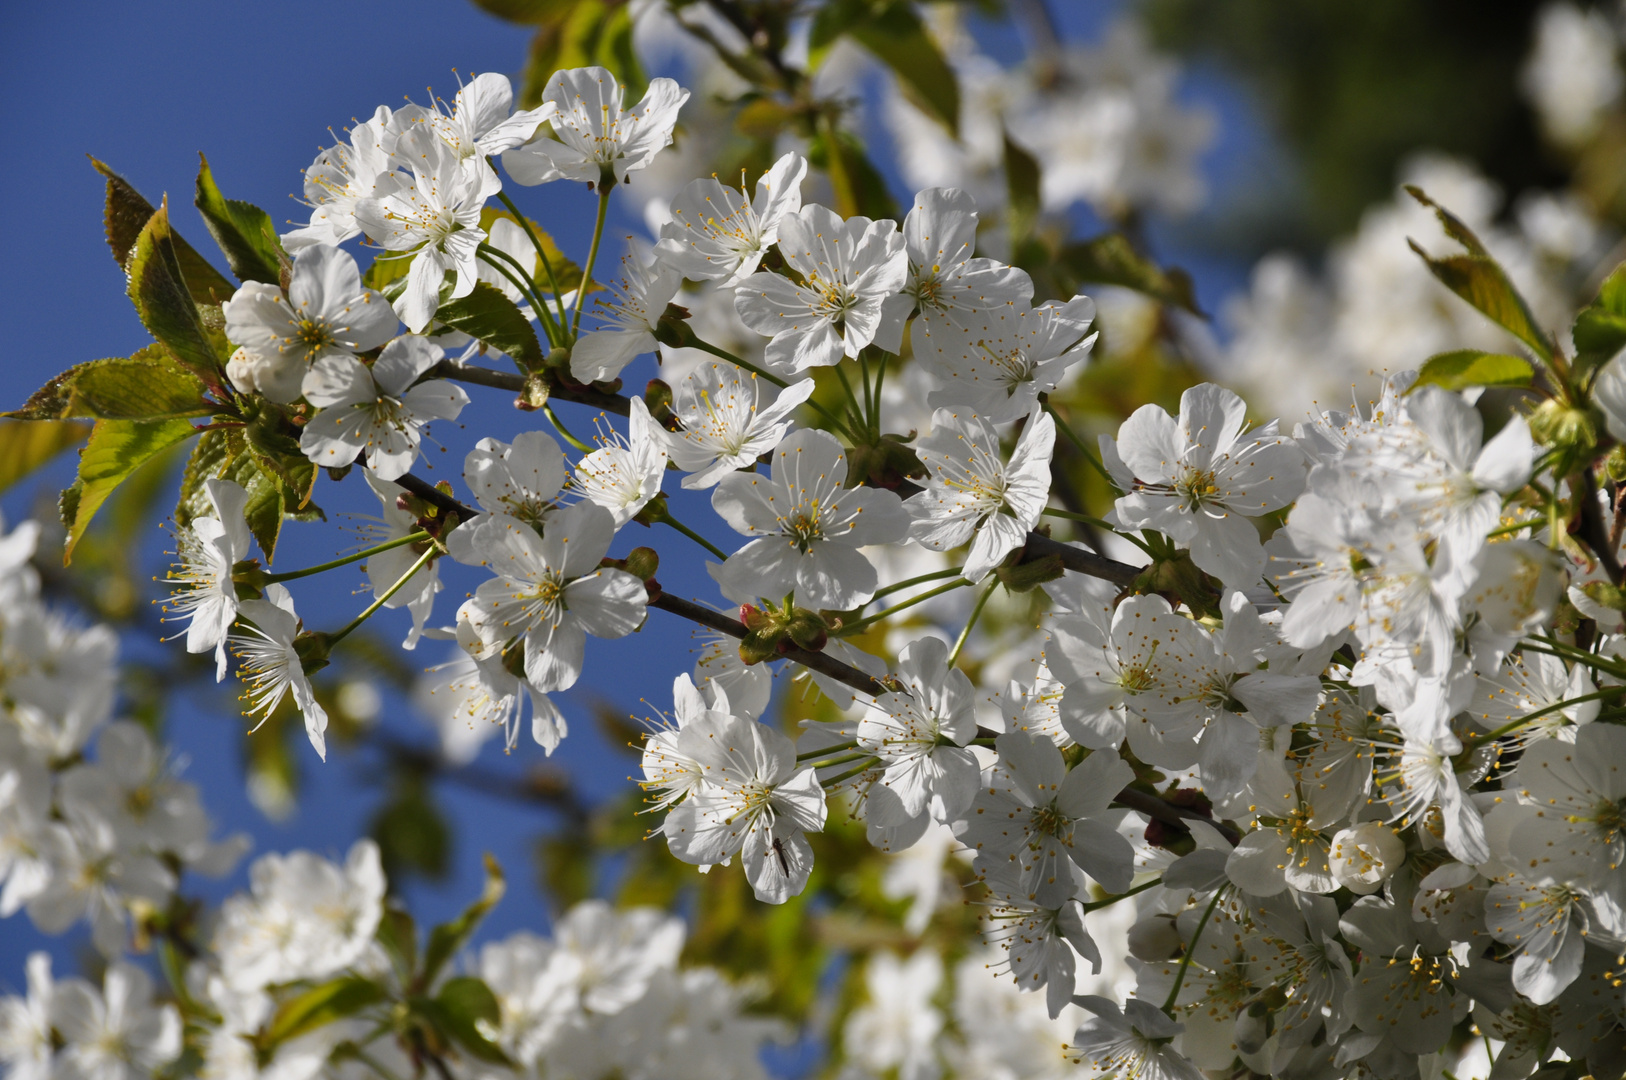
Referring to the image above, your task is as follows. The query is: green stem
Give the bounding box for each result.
[859,352,874,435]
[1043,400,1120,494]
[658,510,730,561]
[870,352,889,434]
[495,186,572,334]
[801,749,871,770]
[797,738,857,761]
[947,578,998,666]
[573,188,613,337]
[1081,876,1162,913]
[822,757,882,786]
[1162,887,1226,1015]
[264,532,429,583]
[872,567,964,600]
[329,545,436,646]
[478,245,558,346]
[1522,638,1626,681]
[1460,687,1621,753]
[543,402,593,453]
[833,363,867,434]
[351,1049,407,1080]
[1040,507,1156,556]
[837,579,971,636]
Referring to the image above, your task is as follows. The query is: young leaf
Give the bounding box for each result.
[175,426,245,529]
[62,418,197,562]
[434,282,545,371]
[812,0,959,136]
[423,979,512,1065]
[1411,350,1534,392]
[1406,186,1556,362]
[1003,129,1042,243]
[127,201,226,382]
[376,905,419,984]
[263,977,387,1049]
[1574,261,1626,381]
[808,123,899,221]
[1058,234,1204,316]
[421,854,506,986]
[0,421,92,494]
[90,157,235,303]
[518,0,647,108]
[195,153,286,284]
[221,450,288,561]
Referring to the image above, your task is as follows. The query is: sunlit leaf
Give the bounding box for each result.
[1411,349,1534,392]
[195,153,286,284]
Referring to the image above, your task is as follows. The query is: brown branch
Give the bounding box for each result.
[1112,789,1240,846]
[1578,468,1624,586]
[428,361,630,416]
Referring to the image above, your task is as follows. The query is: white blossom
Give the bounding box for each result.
[502,66,689,187]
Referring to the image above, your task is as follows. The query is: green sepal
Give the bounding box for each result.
[195,153,287,284]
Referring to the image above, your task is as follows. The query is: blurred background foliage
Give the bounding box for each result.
[6,0,1625,1074]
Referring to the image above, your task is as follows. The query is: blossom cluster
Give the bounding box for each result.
[22,22,1626,1080]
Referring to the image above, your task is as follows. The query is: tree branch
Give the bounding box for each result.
[427,361,630,416]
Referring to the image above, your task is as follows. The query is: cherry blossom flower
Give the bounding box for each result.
[906,406,1054,581]
[354,137,500,332]
[464,430,568,528]
[229,584,330,759]
[574,398,668,527]
[570,247,683,384]
[662,710,828,903]
[396,71,555,166]
[709,428,908,610]
[663,361,815,489]
[161,478,250,679]
[360,470,441,649]
[916,296,1097,422]
[655,151,808,285]
[222,244,396,403]
[858,637,981,829]
[299,334,468,480]
[1112,383,1307,587]
[502,66,689,188]
[283,106,403,250]
[734,204,909,374]
[448,501,648,693]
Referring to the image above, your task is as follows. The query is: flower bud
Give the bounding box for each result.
[1126,915,1181,961]
[1328,822,1405,895]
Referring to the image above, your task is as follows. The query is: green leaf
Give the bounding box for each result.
[1574,261,1626,384]
[812,0,959,136]
[1058,233,1204,316]
[263,977,386,1049]
[222,450,287,561]
[807,123,898,221]
[195,153,286,284]
[1582,580,1626,612]
[175,426,244,528]
[479,207,586,295]
[127,201,225,382]
[362,248,419,295]
[517,0,647,109]
[1411,350,1535,392]
[90,157,235,303]
[1003,129,1042,243]
[1405,186,1555,362]
[468,0,574,22]
[8,347,213,423]
[434,282,545,371]
[62,419,197,562]
[421,979,511,1065]
[376,905,418,984]
[0,421,92,494]
[421,854,506,986]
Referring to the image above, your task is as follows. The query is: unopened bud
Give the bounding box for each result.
[1328,822,1405,895]
[786,609,829,652]
[621,547,660,582]
[516,371,551,411]
[1126,915,1181,961]
[292,631,332,674]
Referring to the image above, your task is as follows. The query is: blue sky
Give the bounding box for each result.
[0,0,1264,999]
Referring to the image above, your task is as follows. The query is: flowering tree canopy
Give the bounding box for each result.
[7,3,1626,1080]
